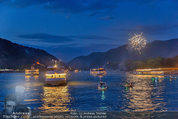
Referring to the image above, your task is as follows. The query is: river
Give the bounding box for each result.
[0,71,178,113]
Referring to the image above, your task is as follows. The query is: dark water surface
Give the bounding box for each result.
[0,71,178,113]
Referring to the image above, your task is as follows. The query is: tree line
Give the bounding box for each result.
[124,56,178,71]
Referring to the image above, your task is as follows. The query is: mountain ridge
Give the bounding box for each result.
[69,38,178,70]
[0,38,58,69]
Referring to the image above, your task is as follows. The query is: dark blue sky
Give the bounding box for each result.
[0,0,178,61]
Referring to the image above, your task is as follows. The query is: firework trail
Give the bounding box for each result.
[128,32,147,54]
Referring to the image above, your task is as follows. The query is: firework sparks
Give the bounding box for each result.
[128,32,147,54]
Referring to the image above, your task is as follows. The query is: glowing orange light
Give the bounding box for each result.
[36,61,40,64]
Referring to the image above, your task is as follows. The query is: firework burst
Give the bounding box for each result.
[128,32,147,54]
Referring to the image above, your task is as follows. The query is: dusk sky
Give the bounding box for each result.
[0,0,178,61]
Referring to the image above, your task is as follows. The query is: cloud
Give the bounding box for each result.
[127,0,156,4]
[19,33,114,47]
[71,35,114,41]
[0,0,170,19]
[100,16,115,20]
[114,24,178,35]
[1,0,120,14]
[19,33,74,43]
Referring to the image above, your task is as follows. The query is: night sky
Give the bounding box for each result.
[0,0,178,61]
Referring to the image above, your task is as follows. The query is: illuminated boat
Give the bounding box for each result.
[74,69,79,73]
[25,66,39,75]
[170,75,177,79]
[90,68,106,76]
[125,82,134,88]
[98,82,107,91]
[45,65,67,86]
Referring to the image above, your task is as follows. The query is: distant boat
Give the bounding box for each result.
[45,64,67,86]
[98,82,107,91]
[124,82,134,88]
[25,66,39,75]
[90,68,106,76]
[74,69,79,73]
[170,75,177,79]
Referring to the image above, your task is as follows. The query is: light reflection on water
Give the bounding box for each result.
[68,81,95,86]
[39,86,71,113]
[99,91,108,111]
[0,72,178,112]
[123,75,166,111]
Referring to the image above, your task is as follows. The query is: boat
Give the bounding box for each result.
[25,66,39,75]
[125,82,134,88]
[90,68,106,76]
[45,64,67,86]
[74,69,79,73]
[170,75,177,79]
[98,82,107,91]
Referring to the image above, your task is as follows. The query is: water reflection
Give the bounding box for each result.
[25,75,39,81]
[119,112,156,119]
[124,74,166,111]
[99,91,108,111]
[2,72,178,113]
[68,81,95,86]
[101,91,105,100]
[24,75,43,107]
[39,86,71,113]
